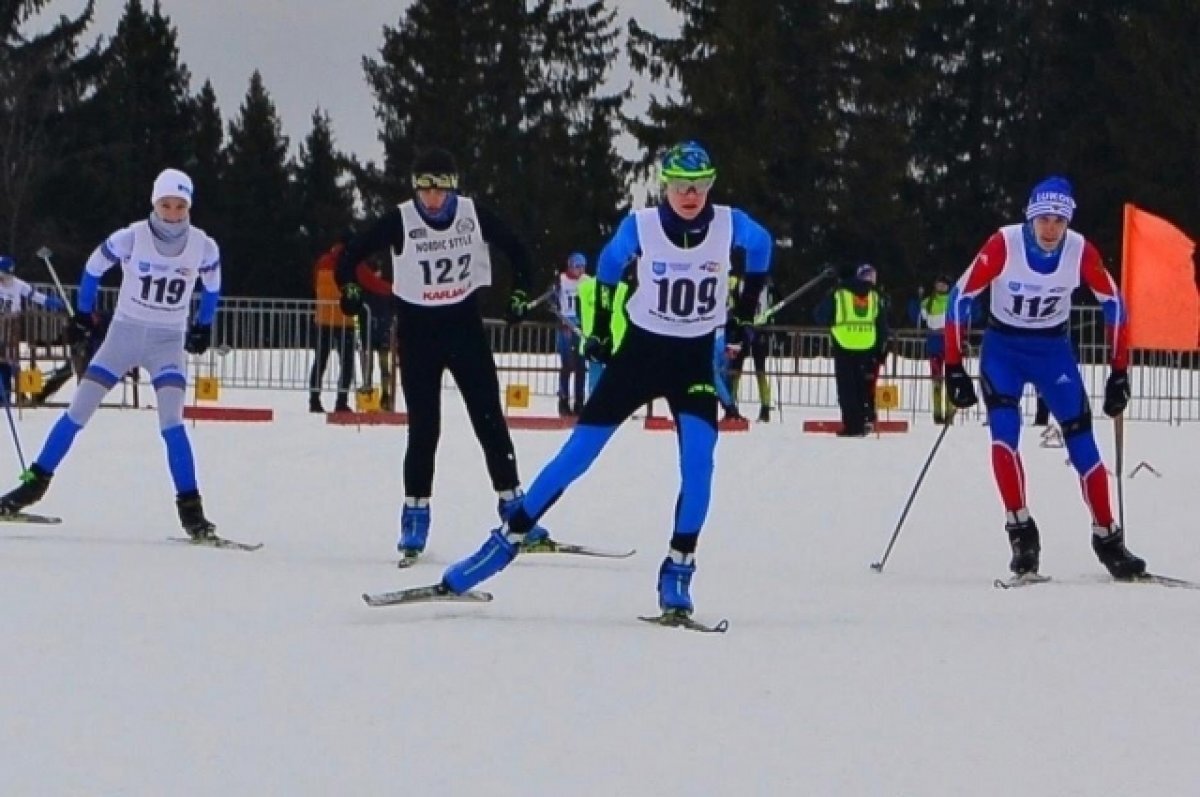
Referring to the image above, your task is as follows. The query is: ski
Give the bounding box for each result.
[0,511,62,525]
[994,572,1200,590]
[993,574,1053,589]
[363,583,493,607]
[522,539,636,559]
[168,536,264,552]
[638,611,729,633]
[1125,573,1200,590]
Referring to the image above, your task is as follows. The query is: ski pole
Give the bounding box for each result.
[0,382,27,471]
[525,285,557,313]
[870,422,952,573]
[755,266,837,324]
[35,247,74,319]
[1114,414,1125,532]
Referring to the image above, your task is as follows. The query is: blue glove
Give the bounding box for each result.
[43,295,66,312]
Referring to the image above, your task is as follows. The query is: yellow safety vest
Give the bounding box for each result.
[831,288,879,350]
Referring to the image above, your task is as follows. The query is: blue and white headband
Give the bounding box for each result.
[1025,177,1076,222]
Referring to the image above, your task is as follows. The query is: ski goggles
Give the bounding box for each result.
[662,175,716,194]
[412,173,459,190]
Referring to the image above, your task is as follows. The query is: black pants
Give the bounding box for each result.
[834,347,874,434]
[309,325,355,401]
[399,309,518,497]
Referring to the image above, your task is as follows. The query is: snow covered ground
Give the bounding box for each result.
[1,389,1198,796]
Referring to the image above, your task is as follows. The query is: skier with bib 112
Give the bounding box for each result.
[943,176,1145,580]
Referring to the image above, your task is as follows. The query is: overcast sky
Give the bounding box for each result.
[36,0,680,164]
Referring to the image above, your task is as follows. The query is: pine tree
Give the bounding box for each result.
[184,81,229,246]
[63,0,195,248]
[0,0,103,262]
[363,0,629,304]
[222,71,301,297]
[295,109,355,263]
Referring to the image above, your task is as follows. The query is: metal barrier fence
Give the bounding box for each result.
[4,289,1198,423]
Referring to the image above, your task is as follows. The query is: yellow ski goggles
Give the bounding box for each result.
[412,173,458,190]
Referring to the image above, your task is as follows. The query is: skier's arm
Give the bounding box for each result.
[195,238,222,325]
[945,232,1007,365]
[1080,242,1129,370]
[338,211,402,294]
[77,228,131,313]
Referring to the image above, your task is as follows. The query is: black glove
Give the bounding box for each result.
[185,323,212,355]
[726,314,753,352]
[945,363,978,409]
[505,289,530,325]
[339,283,364,316]
[582,334,613,364]
[1103,369,1130,418]
[67,312,94,345]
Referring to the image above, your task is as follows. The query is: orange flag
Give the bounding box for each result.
[1121,203,1199,351]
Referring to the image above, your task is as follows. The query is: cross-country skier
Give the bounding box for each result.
[0,169,223,538]
[335,147,551,565]
[437,140,773,619]
[943,176,1145,579]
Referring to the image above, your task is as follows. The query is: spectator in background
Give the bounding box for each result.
[361,270,396,412]
[816,263,889,437]
[919,274,954,424]
[0,255,67,403]
[309,234,357,413]
[726,273,775,422]
[555,252,587,416]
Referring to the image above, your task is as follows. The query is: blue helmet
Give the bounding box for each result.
[0,256,14,275]
[566,252,586,269]
[659,141,716,180]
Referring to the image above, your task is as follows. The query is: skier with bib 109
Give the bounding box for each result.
[943,176,1145,580]
[0,169,223,538]
[435,140,773,624]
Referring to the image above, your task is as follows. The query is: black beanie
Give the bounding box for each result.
[412,147,458,177]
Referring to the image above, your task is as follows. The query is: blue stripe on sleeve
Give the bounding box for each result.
[596,215,639,285]
[196,288,220,325]
[730,209,772,274]
[76,272,101,313]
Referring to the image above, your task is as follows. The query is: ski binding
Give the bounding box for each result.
[363,583,493,607]
[638,610,729,633]
[994,573,1052,589]
[169,535,264,552]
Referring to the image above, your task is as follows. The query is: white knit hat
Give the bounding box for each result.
[151,168,194,207]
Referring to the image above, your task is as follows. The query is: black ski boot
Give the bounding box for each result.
[176,491,217,541]
[0,464,52,514]
[1005,510,1041,576]
[758,405,771,423]
[557,397,572,416]
[1091,525,1146,579]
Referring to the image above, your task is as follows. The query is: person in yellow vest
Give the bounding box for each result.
[309,235,358,413]
[920,274,953,424]
[816,264,889,437]
[577,270,629,399]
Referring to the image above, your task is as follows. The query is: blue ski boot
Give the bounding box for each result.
[442,527,518,593]
[397,499,431,559]
[498,490,554,552]
[657,554,696,615]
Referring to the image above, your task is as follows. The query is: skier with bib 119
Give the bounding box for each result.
[943,176,1144,580]
[0,168,223,538]
[435,140,773,624]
